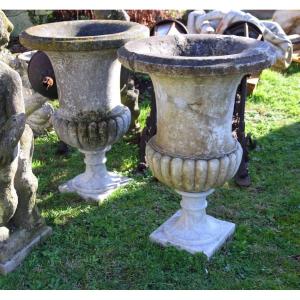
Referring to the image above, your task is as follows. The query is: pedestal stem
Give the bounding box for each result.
[81,147,110,180]
[150,189,235,258]
[178,190,212,230]
[59,146,130,202]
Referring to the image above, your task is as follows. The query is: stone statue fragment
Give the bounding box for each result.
[0,11,51,275]
[187,9,293,70]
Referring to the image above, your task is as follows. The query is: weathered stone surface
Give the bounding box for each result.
[52,105,130,151]
[118,34,276,76]
[58,148,131,202]
[0,11,13,47]
[0,60,51,274]
[20,20,149,201]
[0,227,9,242]
[0,12,53,135]
[0,61,25,167]
[118,34,276,257]
[146,139,242,192]
[20,20,149,52]
[0,11,19,69]
[13,124,41,229]
[26,101,54,135]
[0,225,52,275]
[150,190,236,258]
[0,12,51,273]
[93,10,141,133]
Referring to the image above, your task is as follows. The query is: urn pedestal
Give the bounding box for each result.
[20,20,149,202]
[118,34,275,257]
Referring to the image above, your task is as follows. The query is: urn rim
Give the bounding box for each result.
[20,20,149,52]
[118,34,276,76]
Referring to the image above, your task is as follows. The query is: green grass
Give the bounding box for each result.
[0,64,299,289]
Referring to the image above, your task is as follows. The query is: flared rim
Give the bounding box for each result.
[20,20,149,52]
[117,34,276,76]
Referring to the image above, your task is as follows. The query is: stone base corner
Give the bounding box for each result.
[150,210,235,259]
[0,225,52,275]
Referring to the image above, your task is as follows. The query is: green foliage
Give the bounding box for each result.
[0,65,299,289]
[27,10,56,25]
[248,65,300,117]
[138,98,151,128]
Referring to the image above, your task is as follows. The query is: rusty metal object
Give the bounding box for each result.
[28,51,58,99]
[223,21,263,40]
[224,21,263,187]
[42,76,54,90]
[27,51,67,155]
[150,18,188,36]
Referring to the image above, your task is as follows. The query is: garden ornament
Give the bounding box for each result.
[20,20,149,202]
[118,34,277,257]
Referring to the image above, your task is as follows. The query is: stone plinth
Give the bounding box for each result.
[0,226,52,275]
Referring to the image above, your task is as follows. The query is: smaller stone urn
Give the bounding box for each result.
[118,34,276,257]
[20,20,149,201]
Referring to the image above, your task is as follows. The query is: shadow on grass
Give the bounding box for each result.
[33,133,139,206]
[0,122,299,290]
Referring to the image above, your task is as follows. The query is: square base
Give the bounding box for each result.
[150,210,235,259]
[59,173,131,202]
[0,225,52,275]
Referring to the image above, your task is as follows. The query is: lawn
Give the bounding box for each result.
[0,63,299,289]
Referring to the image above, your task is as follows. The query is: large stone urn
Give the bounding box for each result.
[118,34,276,258]
[20,20,149,201]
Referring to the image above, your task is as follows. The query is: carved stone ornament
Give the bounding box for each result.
[118,34,276,258]
[0,59,51,275]
[20,20,149,201]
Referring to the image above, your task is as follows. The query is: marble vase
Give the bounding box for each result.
[20,20,149,201]
[118,34,276,258]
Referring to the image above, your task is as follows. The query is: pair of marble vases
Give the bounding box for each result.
[20,21,150,201]
[21,20,276,258]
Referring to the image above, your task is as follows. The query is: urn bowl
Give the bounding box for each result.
[20,20,149,151]
[118,34,276,192]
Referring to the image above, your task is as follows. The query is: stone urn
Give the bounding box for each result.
[20,20,149,201]
[118,34,276,257]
